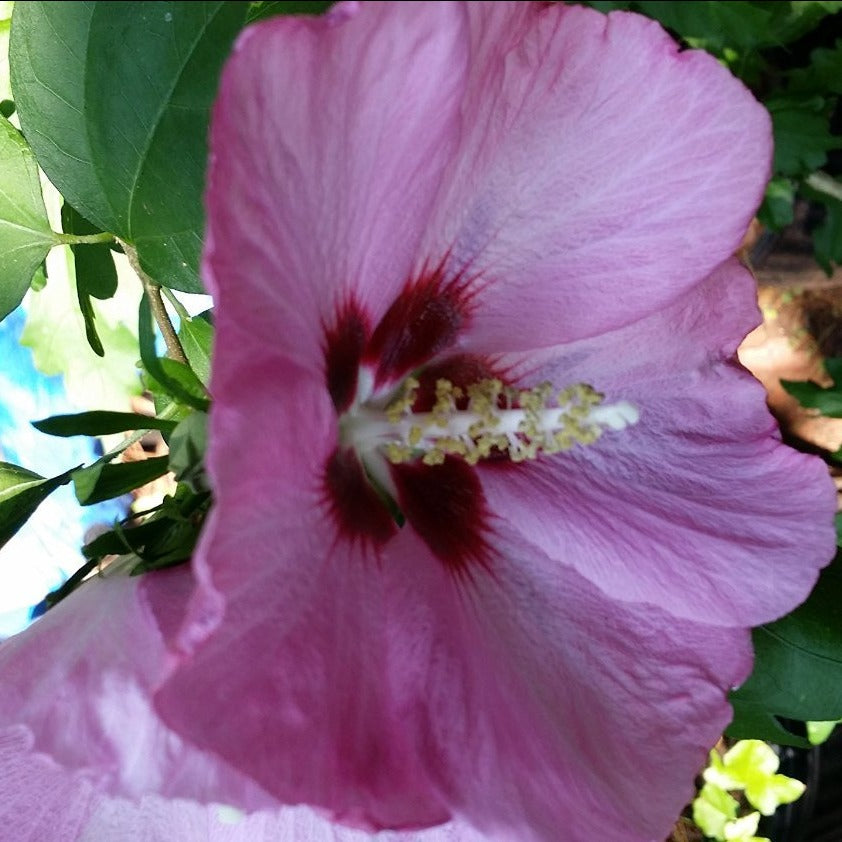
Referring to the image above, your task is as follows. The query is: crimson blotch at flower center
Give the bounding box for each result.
[322,263,638,574]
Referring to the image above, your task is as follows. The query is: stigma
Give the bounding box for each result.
[340,375,639,467]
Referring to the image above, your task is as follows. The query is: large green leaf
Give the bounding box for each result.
[9,3,109,226]
[10,2,248,292]
[0,115,56,320]
[729,553,842,742]
[0,461,74,548]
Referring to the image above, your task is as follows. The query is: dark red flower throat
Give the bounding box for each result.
[322,265,494,577]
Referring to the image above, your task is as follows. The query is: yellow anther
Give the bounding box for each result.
[386,377,420,423]
[384,442,413,464]
[376,375,629,468]
[422,449,446,466]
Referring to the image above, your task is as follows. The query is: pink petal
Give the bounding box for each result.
[480,260,836,625]
[156,493,452,829]
[0,569,274,809]
[0,726,97,841]
[383,527,752,842]
[419,2,772,349]
[82,799,486,842]
[203,1,468,373]
[157,507,751,841]
[1,728,483,842]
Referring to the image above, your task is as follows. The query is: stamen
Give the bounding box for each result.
[340,377,639,467]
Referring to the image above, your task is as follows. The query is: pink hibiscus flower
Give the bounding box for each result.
[146,1,836,839]
[0,1,834,841]
[0,568,482,841]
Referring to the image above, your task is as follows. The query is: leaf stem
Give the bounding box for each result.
[55,231,116,246]
[121,240,188,365]
[160,285,191,321]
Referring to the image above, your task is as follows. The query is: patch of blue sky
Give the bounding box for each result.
[0,306,126,638]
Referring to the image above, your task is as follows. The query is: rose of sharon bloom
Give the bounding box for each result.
[0,569,482,841]
[149,1,835,840]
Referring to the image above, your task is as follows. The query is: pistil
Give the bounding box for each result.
[341,376,639,467]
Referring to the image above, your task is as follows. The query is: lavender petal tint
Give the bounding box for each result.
[0,571,485,841]
[1,2,832,842]
[152,2,834,839]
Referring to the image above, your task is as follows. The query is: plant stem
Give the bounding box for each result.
[121,240,188,365]
[55,231,116,245]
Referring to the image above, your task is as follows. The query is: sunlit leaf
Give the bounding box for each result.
[0,461,74,548]
[0,115,55,320]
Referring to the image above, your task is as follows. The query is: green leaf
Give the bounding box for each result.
[10,3,109,226]
[788,39,842,97]
[139,292,209,411]
[178,310,213,385]
[61,204,117,299]
[781,359,842,415]
[758,177,795,230]
[729,553,842,728]
[21,247,143,411]
[82,485,210,576]
[10,2,248,292]
[726,700,812,749]
[60,203,118,356]
[630,1,842,52]
[806,719,839,745]
[33,410,177,437]
[633,1,775,51]
[73,455,170,505]
[83,516,167,559]
[0,114,56,320]
[247,1,332,21]
[0,461,74,548]
[811,195,842,274]
[168,411,208,491]
[768,100,841,178]
[0,2,13,106]
[579,1,633,11]
[756,1,842,46]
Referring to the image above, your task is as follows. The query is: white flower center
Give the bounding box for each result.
[340,373,639,467]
